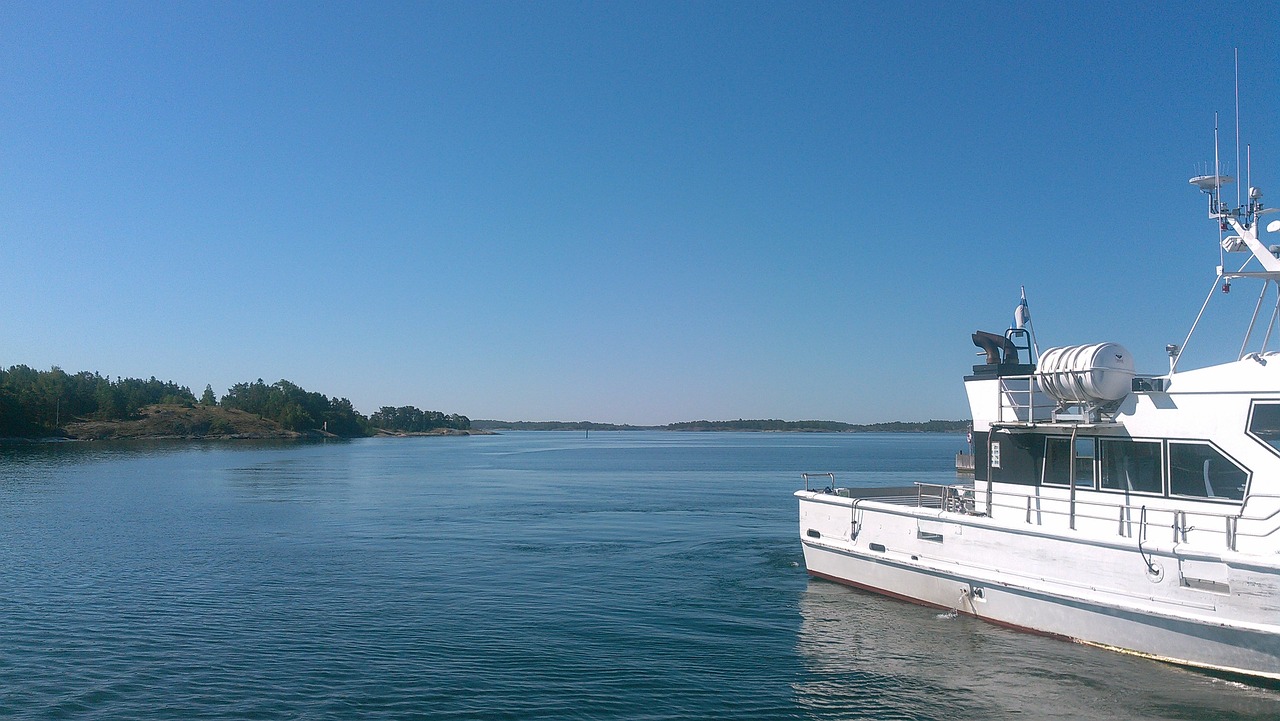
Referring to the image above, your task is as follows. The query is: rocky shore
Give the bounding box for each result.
[60,404,313,440]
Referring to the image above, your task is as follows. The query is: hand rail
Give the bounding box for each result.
[997,375,1057,423]
[801,472,835,492]
[912,482,1280,553]
[803,477,1280,553]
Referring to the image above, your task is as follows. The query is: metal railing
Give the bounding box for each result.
[997,375,1055,424]
[1025,493,1252,551]
[912,482,976,513]
[1230,492,1280,549]
[801,472,835,492]
[804,477,1280,553]
[983,486,1280,552]
[986,489,1280,551]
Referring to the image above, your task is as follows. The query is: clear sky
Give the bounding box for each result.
[2,1,1278,425]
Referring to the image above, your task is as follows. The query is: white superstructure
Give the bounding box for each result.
[797,136,1280,680]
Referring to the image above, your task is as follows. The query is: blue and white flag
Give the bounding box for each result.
[1014,287,1031,329]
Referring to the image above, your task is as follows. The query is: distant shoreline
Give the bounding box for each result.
[2,413,967,444]
[470,419,969,433]
[3,404,493,443]
[371,427,496,437]
[2,365,968,442]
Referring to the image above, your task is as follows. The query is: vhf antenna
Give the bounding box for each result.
[1235,48,1242,210]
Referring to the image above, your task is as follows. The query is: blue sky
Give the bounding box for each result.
[2,1,1278,425]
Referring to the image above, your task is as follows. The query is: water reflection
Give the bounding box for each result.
[0,438,324,469]
[0,439,344,504]
[794,579,1280,720]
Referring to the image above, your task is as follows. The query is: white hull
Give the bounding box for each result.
[798,491,1280,680]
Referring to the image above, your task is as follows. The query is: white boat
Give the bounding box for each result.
[797,139,1280,680]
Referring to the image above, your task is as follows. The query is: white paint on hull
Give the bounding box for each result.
[799,491,1280,680]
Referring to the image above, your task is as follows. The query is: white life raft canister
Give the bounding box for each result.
[1035,343,1135,404]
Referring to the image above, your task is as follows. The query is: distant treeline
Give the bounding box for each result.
[471,420,651,431]
[663,419,969,432]
[849,420,970,433]
[369,406,471,433]
[0,365,469,438]
[474,418,970,433]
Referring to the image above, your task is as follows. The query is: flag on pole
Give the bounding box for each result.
[1014,286,1031,329]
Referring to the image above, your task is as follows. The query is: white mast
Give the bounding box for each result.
[1235,48,1242,209]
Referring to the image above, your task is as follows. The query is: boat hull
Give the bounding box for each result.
[799,492,1280,681]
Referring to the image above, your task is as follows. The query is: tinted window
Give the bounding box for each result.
[1248,402,1280,454]
[1169,442,1246,501]
[1100,439,1162,494]
[1044,437,1095,488]
[989,432,1041,486]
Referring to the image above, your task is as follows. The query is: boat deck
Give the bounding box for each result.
[801,480,988,515]
[820,485,952,509]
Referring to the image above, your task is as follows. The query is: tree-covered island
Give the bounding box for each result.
[0,365,473,440]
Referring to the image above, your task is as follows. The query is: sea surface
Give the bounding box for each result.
[1,431,1277,720]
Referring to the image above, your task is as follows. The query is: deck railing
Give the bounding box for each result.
[801,473,835,492]
[978,487,1280,552]
[805,479,1280,553]
[996,375,1056,424]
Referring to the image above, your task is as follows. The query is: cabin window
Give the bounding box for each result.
[988,432,1041,486]
[1044,436,1095,488]
[1168,442,1247,501]
[1099,439,1163,494]
[1247,401,1280,456]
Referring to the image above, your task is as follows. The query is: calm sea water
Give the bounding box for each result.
[1,432,1277,720]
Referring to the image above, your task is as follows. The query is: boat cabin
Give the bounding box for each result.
[964,334,1280,555]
